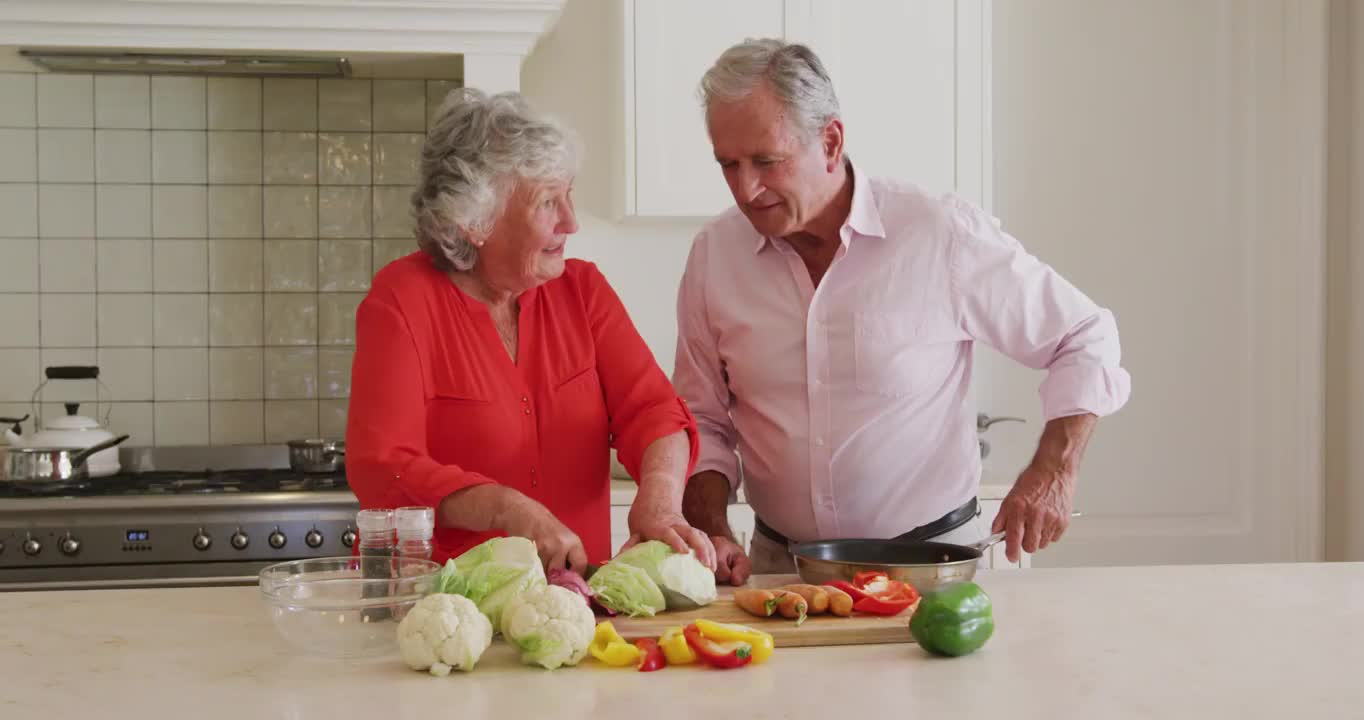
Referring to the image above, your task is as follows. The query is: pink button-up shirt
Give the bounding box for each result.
[672,163,1132,542]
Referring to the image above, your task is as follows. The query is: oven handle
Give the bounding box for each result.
[1,575,259,592]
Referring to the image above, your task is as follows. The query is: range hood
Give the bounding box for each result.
[20,50,352,77]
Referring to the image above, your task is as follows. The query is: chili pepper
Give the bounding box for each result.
[683,623,753,669]
[693,619,774,664]
[589,621,643,667]
[659,626,697,665]
[634,638,667,672]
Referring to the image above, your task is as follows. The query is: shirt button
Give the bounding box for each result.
[813,378,823,386]
[815,437,825,447]
[524,408,531,415]
[521,396,528,403]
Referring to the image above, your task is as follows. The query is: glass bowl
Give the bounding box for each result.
[258,556,442,658]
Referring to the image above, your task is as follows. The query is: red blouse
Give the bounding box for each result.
[345,252,699,565]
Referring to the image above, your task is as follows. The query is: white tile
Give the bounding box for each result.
[38,184,94,238]
[0,349,40,401]
[319,398,348,438]
[151,130,207,183]
[263,79,317,131]
[318,79,371,131]
[154,401,209,445]
[319,187,371,239]
[37,74,93,128]
[96,184,151,238]
[263,131,318,185]
[0,73,37,127]
[0,185,37,238]
[372,186,413,239]
[94,75,150,129]
[97,238,153,293]
[40,293,96,346]
[0,294,39,347]
[97,348,154,401]
[151,77,205,129]
[39,238,96,292]
[426,81,460,129]
[154,348,208,401]
[318,347,353,399]
[207,131,262,184]
[265,348,318,399]
[263,187,317,238]
[0,129,37,181]
[208,185,262,238]
[373,238,415,274]
[0,239,39,292]
[152,185,206,238]
[210,400,264,445]
[371,133,421,185]
[264,399,317,442]
[95,129,151,183]
[318,133,371,185]
[108,402,154,445]
[153,293,208,346]
[97,294,154,346]
[37,129,95,182]
[152,239,208,292]
[209,294,263,346]
[264,240,317,291]
[373,80,425,132]
[207,78,261,130]
[210,347,263,400]
[209,239,263,292]
[318,240,371,292]
[263,294,317,345]
[37,349,98,402]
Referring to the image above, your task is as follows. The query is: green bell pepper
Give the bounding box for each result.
[908,581,994,657]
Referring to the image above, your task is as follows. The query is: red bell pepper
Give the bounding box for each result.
[825,580,872,603]
[634,638,666,672]
[683,623,753,669]
[830,573,922,616]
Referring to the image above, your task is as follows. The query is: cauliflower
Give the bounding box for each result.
[499,584,596,670]
[396,593,493,676]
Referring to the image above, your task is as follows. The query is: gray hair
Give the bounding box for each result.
[699,38,840,142]
[412,88,579,272]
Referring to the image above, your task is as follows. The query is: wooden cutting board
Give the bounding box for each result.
[606,574,916,648]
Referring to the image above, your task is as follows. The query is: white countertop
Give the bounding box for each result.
[4,562,1361,719]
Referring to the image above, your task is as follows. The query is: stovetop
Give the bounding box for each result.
[0,469,350,499]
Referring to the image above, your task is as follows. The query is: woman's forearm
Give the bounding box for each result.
[436,484,524,532]
[634,430,689,508]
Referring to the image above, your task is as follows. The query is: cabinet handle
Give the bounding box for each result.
[977,413,1026,431]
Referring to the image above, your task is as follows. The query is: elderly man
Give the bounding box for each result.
[675,39,1132,584]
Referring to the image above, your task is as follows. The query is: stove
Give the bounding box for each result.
[0,445,361,592]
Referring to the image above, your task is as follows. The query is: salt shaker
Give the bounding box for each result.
[394,506,435,562]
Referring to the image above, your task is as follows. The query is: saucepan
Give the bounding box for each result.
[2,434,130,487]
[790,512,1081,593]
[287,438,345,474]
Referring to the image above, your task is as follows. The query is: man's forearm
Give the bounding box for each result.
[682,470,735,540]
[1029,413,1098,475]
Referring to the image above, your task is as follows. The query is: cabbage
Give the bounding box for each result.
[434,537,546,629]
[611,540,718,609]
[586,562,666,617]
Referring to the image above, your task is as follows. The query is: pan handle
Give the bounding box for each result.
[969,511,1083,552]
[70,434,130,468]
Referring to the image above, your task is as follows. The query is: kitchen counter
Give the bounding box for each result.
[3,562,1361,718]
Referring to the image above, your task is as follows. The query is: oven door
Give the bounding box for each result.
[0,561,272,592]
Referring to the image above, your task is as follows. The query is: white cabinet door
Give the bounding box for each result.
[630,0,788,216]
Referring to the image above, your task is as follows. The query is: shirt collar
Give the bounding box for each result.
[751,159,886,254]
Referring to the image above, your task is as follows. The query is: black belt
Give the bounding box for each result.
[755,497,980,547]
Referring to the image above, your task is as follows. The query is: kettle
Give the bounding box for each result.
[8,366,123,477]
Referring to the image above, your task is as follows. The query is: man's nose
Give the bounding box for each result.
[732,166,764,203]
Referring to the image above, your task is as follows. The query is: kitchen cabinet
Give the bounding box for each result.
[522,0,990,219]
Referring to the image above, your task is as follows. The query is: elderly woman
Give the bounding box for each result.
[346,89,714,574]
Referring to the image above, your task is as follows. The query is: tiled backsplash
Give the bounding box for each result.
[0,72,460,446]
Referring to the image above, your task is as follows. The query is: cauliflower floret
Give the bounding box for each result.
[499,584,596,670]
[397,593,493,676]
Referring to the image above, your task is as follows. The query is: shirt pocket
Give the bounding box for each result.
[853,310,963,398]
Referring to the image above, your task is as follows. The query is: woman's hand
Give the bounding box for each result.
[624,491,717,571]
[499,494,590,574]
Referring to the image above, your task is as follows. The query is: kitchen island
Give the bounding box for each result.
[2,562,1360,719]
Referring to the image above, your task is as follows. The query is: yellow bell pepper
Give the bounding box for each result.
[693,619,775,664]
[589,621,643,667]
[658,625,697,665]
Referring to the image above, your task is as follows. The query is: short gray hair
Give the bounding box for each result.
[699,38,840,142]
[412,88,579,272]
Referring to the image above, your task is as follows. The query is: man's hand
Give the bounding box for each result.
[710,535,752,586]
[624,497,717,571]
[992,464,1075,563]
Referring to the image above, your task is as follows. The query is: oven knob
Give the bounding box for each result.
[0,539,4,555]
[304,530,324,549]
[59,535,81,556]
[192,532,212,551]
[341,529,357,548]
[22,537,41,556]
[230,532,249,550]
[268,530,287,549]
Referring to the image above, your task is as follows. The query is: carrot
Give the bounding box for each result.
[772,589,809,626]
[734,588,779,618]
[820,584,854,617]
[778,584,830,615]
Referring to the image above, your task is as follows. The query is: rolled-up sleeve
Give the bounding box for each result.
[345,294,495,511]
[578,263,699,482]
[671,234,742,491]
[946,195,1132,420]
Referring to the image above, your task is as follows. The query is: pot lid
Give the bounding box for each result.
[45,402,103,431]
